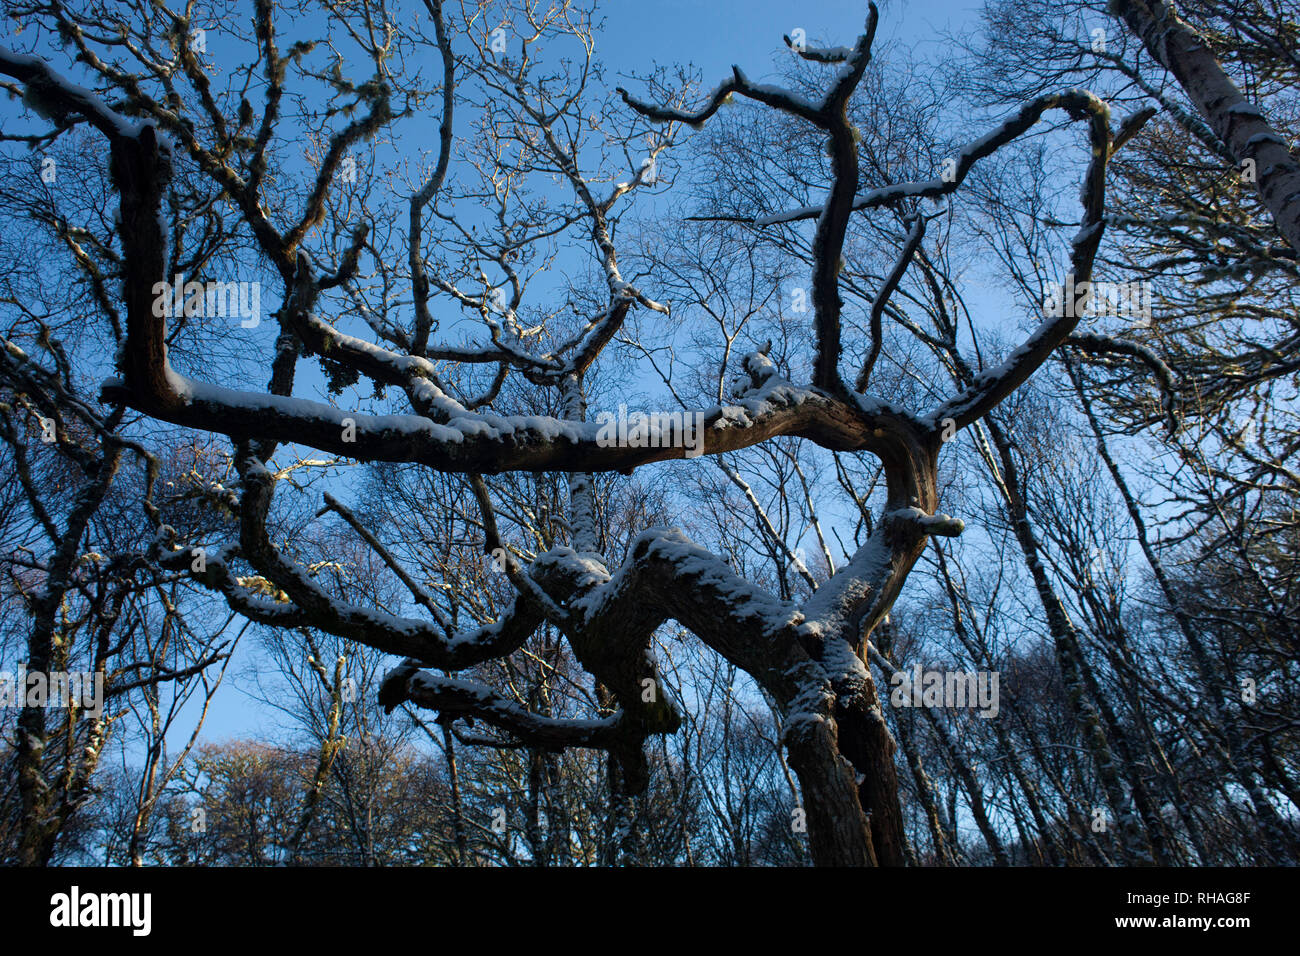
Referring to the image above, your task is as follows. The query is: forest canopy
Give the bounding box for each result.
[0,0,1296,867]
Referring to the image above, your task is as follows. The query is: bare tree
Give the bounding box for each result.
[0,0,1137,866]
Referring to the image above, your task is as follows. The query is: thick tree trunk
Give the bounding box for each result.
[1112,0,1300,254]
[784,428,949,867]
[832,684,909,866]
[784,714,878,866]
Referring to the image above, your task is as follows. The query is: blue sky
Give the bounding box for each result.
[598,0,982,75]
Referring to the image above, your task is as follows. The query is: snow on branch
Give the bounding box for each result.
[619,4,879,130]
[0,47,143,139]
[383,667,624,750]
[618,69,821,129]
